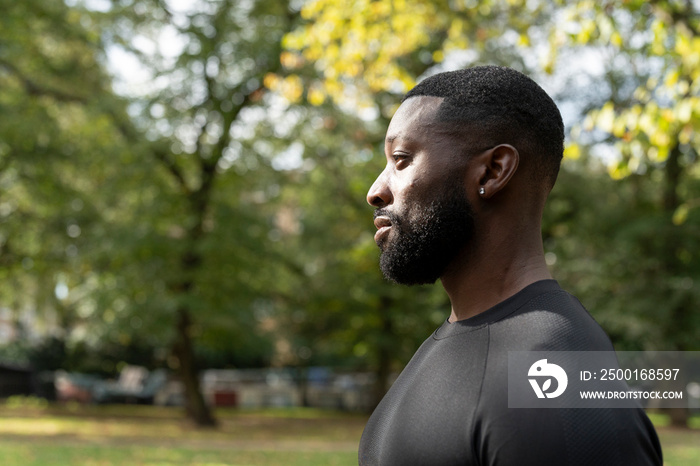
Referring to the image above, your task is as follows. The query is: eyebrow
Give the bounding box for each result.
[385,134,419,146]
[385,122,446,146]
[385,134,399,145]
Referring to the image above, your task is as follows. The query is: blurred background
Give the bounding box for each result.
[0,0,699,464]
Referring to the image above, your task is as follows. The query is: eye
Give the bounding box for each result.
[392,153,411,169]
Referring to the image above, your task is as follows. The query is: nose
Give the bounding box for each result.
[366,168,393,208]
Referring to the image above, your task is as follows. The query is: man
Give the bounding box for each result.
[359,66,662,465]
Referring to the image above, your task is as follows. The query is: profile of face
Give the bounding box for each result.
[367,96,476,285]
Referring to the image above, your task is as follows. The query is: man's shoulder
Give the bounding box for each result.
[489,285,613,351]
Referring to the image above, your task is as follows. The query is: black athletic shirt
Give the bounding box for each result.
[358,280,662,465]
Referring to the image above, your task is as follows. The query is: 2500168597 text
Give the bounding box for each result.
[582,368,680,382]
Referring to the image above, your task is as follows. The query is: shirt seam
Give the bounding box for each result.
[490,289,569,325]
[434,289,568,340]
[469,324,489,466]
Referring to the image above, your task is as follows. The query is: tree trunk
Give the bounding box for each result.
[170,205,217,427]
[662,143,689,428]
[298,366,310,407]
[663,144,682,212]
[667,408,689,428]
[173,307,217,427]
[372,296,394,409]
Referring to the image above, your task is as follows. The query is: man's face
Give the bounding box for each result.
[367,96,477,285]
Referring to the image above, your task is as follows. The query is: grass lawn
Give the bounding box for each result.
[0,399,697,465]
[648,413,700,466]
[0,400,364,466]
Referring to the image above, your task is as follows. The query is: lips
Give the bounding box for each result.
[373,215,392,243]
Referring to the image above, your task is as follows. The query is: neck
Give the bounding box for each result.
[441,223,552,322]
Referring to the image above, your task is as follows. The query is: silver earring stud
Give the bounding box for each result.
[479,187,485,195]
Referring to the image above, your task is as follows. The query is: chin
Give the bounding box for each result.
[379,252,444,286]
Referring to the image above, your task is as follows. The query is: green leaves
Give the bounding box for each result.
[281,0,539,115]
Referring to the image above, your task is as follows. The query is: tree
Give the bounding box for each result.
[0,0,133,349]
[545,0,700,426]
[1,0,300,427]
[282,0,550,109]
[94,0,304,426]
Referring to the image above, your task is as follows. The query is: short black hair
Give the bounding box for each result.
[404,65,564,190]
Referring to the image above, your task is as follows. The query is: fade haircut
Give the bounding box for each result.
[404,65,565,190]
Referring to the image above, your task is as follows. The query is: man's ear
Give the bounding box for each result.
[475,144,519,199]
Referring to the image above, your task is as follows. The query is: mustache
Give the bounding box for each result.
[374,208,401,225]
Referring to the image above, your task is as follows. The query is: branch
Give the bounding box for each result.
[0,58,88,104]
[649,0,698,36]
[153,146,191,194]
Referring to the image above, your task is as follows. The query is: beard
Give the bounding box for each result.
[375,180,476,285]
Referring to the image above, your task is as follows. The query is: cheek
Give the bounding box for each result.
[399,176,429,204]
